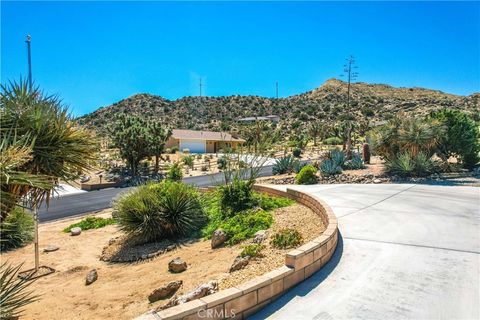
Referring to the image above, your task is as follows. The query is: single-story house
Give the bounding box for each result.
[237,115,280,123]
[165,129,246,153]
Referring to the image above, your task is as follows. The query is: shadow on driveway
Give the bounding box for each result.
[249,232,345,319]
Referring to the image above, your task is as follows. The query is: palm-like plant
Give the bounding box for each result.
[1,80,98,220]
[0,262,38,319]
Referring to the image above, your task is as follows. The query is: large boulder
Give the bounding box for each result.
[211,229,227,249]
[148,280,183,303]
[70,227,82,236]
[229,256,250,272]
[85,269,98,285]
[253,230,268,244]
[158,281,218,310]
[168,258,187,273]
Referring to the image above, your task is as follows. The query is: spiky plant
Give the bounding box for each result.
[272,155,298,175]
[385,152,416,177]
[0,80,97,220]
[343,153,366,170]
[113,182,205,243]
[328,149,346,168]
[0,262,38,319]
[320,159,342,176]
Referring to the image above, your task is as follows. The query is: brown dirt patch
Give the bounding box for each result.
[1,203,324,319]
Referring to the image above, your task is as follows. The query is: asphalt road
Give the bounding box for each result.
[39,165,275,222]
[251,184,480,319]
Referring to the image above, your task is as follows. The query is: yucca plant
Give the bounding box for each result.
[0,262,38,319]
[113,182,206,243]
[272,155,298,175]
[385,152,416,177]
[320,159,342,176]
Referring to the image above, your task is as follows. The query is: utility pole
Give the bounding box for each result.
[341,55,358,108]
[26,35,33,91]
[199,78,202,97]
[275,81,278,99]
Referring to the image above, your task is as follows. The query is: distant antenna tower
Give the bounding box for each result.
[199,78,203,97]
[276,81,278,99]
[340,55,358,108]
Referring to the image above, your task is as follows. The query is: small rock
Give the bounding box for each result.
[159,281,218,310]
[168,258,187,273]
[166,244,176,252]
[148,280,183,303]
[229,256,250,272]
[211,229,227,249]
[253,230,268,244]
[70,227,82,236]
[85,269,98,285]
[373,179,382,184]
[43,245,59,252]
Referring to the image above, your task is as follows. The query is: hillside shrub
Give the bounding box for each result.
[0,207,34,252]
[166,163,183,181]
[295,165,318,184]
[219,179,256,217]
[323,137,342,145]
[63,216,115,233]
[270,228,303,249]
[292,148,302,158]
[113,182,206,243]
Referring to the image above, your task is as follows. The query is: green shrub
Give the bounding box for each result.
[292,148,302,158]
[240,244,265,258]
[62,216,115,233]
[170,146,179,154]
[295,165,318,184]
[166,163,183,181]
[272,155,299,175]
[182,155,194,168]
[219,179,256,216]
[343,153,365,170]
[0,207,34,252]
[253,193,295,211]
[218,209,273,245]
[201,165,208,172]
[323,137,342,145]
[293,161,307,174]
[270,228,303,249]
[217,157,227,169]
[320,159,342,176]
[113,182,206,243]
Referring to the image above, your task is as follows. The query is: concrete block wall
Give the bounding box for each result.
[137,185,338,320]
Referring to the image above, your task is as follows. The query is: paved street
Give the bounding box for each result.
[251,184,480,320]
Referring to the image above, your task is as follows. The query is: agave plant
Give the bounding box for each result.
[0,262,38,319]
[320,159,342,176]
[272,155,299,175]
[328,149,346,168]
[385,152,416,177]
[343,153,366,170]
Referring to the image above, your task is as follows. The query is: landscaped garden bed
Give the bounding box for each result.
[1,185,325,320]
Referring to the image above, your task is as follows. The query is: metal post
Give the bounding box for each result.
[33,206,39,272]
[25,35,32,91]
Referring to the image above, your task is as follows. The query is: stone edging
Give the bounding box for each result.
[136,185,339,320]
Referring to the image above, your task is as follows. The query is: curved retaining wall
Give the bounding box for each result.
[138,185,338,320]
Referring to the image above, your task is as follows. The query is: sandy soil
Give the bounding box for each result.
[1,203,324,320]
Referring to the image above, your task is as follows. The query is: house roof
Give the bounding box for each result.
[171,129,245,142]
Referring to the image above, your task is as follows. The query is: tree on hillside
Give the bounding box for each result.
[430,109,480,169]
[0,80,97,221]
[147,121,172,173]
[110,115,150,176]
[308,121,324,146]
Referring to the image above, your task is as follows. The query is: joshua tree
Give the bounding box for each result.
[308,121,324,146]
[0,80,97,220]
[147,121,172,174]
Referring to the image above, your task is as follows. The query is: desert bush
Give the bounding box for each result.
[217,157,227,169]
[196,154,202,160]
[219,179,256,216]
[166,163,183,181]
[200,165,208,172]
[270,228,303,249]
[0,207,34,252]
[170,146,179,154]
[292,147,302,158]
[0,262,38,319]
[272,155,299,175]
[253,193,295,211]
[319,159,342,176]
[323,137,342,145]
[113,182,206,243]
[182,155,194,168]
[295,165,318,184]
[62,216,115,233]
[216,209,273,245]
[385,152,438,177]
[240,244,265,258]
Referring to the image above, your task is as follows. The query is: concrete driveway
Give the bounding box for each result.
[251,184,479,320]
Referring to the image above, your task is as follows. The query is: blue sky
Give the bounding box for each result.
[2,1,479,116]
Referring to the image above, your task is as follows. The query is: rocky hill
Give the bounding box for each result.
[78,78,479,135]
